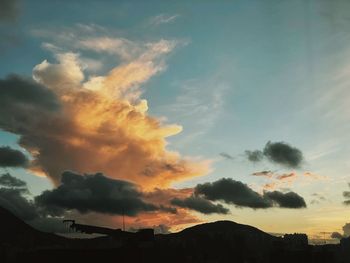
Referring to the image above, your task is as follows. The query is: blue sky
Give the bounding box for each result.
[1,0,350,240]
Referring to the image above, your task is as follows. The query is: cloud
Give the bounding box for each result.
[245,141,304,168]
[0,74,60,113]
[0,147,29,168]
[331,222,350,239]
[276,172,296,180]
[33,52,84,90]
[310,193,327,204]
[251,170,273,177]
[33,24,179,65]
[0,173,27,188]
[78,37,139,60]
[154,224,171,234]
[35,171,159,216]
[263,191,306,208]
[150,14,180,26]
[245,150,264,162]
[0,0,21,54]
[219,152,234,160]
[263,141,303,168]
[0,187,38,221]
[343,183,350,205]
[0,31,209,189]
[171,196,229,215]
[0,173,70,233]
[195,178,271,209]
[0,172,193,233]
[0,0,19,23]
[0,174,36,221]
[194,178,306,209]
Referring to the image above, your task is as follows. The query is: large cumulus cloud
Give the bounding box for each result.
[0,32,209,189]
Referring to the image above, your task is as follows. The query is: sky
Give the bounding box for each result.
[1,0,350,243]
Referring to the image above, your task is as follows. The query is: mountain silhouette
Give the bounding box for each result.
[0,206,66,247]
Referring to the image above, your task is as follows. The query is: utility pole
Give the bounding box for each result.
[320,232,331,244]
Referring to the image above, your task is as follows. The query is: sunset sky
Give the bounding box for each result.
[1,0,350,242]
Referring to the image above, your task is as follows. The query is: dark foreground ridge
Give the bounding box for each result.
[0,206,349,263]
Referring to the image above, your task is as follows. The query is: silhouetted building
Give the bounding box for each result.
[283,233,308,250]
[340,236,350,262]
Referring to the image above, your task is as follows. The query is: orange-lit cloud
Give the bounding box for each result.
[276,172,297,181]
[259,171,324,191]
[25,39,210,190]
[0,29,212,230]
[252,170,273,178]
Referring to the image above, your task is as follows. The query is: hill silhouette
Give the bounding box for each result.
[177,220,275,238]
[0,206,67,247]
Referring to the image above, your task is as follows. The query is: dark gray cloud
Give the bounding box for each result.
[0,173,36,220]
[171,196,229,215]
[0,0,21,53]
[194,178,306,209]
[343,183,350,205]
[195,178,271,209]
[35,171,158,216]
[0,146,29,168]
[245,141,304,168]
[263,191,306,208]
[251,170,273,177]
[219,152,234,160]
[0,0,19,23]
[0,187,37,221]
[245,150,263,162]
[0,173,69,233]
[0,74,59,112]
[0,173,27,188]
[263,141,303,168]
[0,74,60,137]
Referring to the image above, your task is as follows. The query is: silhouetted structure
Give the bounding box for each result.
[0,206,347,263]
[283,233,308,250]
[63,219,123,236]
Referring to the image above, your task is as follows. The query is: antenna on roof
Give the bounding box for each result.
[122,207,125,231]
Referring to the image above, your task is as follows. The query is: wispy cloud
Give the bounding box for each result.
[219,152,234,160]
[159,77,229,145]
[149,14,180,26]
